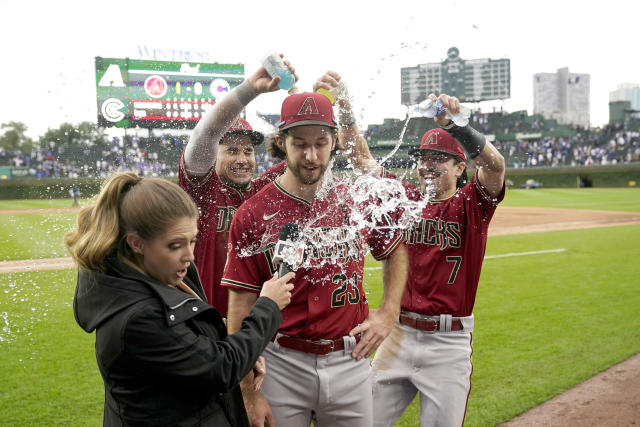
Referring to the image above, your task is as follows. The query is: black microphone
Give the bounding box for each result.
[273,223,303,277]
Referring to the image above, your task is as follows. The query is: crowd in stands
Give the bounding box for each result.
[2,115,639,179]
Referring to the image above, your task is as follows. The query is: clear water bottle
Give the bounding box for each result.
[316,80,348,105]
[408,99,470,126]
[262,52,296,92]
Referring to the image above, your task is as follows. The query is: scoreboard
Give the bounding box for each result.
[401,47,510,105]
[95,57,244,129]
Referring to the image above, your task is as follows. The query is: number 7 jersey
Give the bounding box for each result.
[398,170,505,317]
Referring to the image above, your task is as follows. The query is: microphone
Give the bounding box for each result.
[273,223,303,277]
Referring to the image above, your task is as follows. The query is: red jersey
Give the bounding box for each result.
[178,154,285,317]
[221,179,404,340]
[391,170,505,317]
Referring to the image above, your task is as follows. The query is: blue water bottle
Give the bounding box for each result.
[262,52,296,92]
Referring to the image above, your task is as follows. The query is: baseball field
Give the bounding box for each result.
[0,188,639,426]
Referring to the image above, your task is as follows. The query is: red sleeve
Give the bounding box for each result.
[178,152,219,216]
[465,170,505,226]
[220,206,266,294]
[251,161,286,190]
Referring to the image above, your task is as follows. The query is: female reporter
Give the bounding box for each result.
[64,172,293,426]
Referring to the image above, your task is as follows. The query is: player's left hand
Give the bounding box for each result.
[252,356,267,391]
[348,308,396,360]
[428,93,461,128]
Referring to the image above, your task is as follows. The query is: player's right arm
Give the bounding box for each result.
[432,93,505,197]
[183,57,297,176]
[314,71,381,175]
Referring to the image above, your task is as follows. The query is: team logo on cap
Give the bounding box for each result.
[228,118,252,131]
[297,97,320,116]
[424,130,439,146]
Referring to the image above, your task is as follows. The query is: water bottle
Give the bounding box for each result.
[262,52,296,92]
[408,99,470,126]
[316,80,348,105]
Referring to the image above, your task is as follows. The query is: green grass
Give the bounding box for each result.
[365,224,640,426]
[0,213,76,261]
[0,199,84,210]
[501,188,640,211]
[1,189,639,425]
[0,270,103,426]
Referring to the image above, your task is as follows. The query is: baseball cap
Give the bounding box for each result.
[221,117,264,145]
[278,92,338,131]
[408,128,467,162]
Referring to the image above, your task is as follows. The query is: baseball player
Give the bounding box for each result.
[345,93,506,426]
[222,90,408,427]
[179,57,296,317]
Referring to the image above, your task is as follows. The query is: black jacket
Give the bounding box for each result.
[74,258,281,426]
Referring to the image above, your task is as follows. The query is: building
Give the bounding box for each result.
[609,83,640,122]
[401,47,510,105]
[533,67,590,128]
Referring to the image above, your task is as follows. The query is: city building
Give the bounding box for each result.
[533,67,590,127]
[609,83,640,122]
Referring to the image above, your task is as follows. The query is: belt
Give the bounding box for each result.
[399,313,464,332]
[276,335,361,355]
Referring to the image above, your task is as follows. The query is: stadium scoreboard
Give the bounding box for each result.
[401,47,510,105]
[95,57,244,129]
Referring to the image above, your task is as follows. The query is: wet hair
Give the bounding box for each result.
[266,127,343,160]
[63,172,198,272]
[456,164,468,189]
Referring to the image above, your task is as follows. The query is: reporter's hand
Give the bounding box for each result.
[248,54,298,94]
[259,272,295,310]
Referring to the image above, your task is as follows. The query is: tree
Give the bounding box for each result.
[0,121,34,152]
[39,121,107,150]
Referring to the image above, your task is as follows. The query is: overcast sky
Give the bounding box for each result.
[3,0,639,138]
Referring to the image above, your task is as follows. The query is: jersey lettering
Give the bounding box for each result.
[405,219,462,250]
[216,206,237,232]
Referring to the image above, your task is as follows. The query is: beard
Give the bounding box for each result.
[286,157,329,186]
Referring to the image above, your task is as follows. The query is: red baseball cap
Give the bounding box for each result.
[409,128,467,162]
[221,117,264,145]
[278,92,338,131]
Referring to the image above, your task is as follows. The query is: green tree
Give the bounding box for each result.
[0,121,34,152]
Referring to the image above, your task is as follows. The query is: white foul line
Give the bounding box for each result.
[363,248,567,271]
[484,248,567,259]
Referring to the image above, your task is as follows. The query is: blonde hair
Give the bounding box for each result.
[63,172,198,272]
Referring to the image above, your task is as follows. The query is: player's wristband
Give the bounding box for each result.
[446,124,486,159]
[339,110,357,128]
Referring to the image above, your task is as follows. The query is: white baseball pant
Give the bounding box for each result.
[371,315,474,427]
[261,336,372,427]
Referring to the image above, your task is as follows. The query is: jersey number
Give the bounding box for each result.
[331,272,360,307]
[446,256,462,284]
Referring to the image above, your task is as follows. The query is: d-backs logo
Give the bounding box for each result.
[404,218,461,250]
[297,97,320,116]
[423,129,440,147]
[216,206,237,232]
[263,227,365,275]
